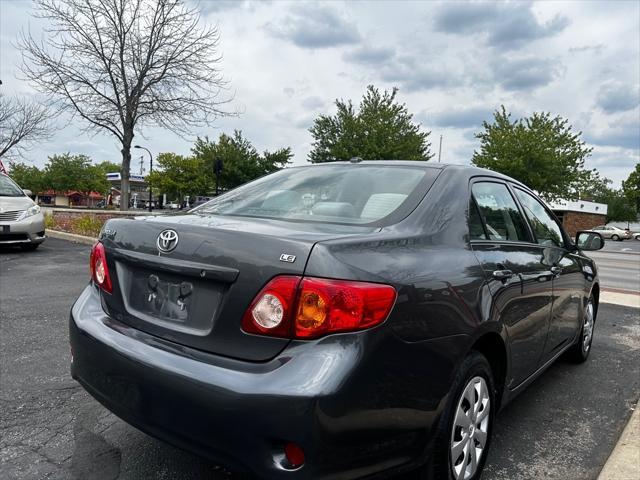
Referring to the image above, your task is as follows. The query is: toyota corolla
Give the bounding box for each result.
[69,161,604,480]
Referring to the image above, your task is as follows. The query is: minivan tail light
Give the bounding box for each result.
[242,276,396,339]
[89,242,112,294]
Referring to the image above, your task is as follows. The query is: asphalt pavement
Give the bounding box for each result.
[586,239,640,294]
[1,238,639,480]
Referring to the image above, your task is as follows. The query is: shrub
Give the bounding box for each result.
[72,215,104,237]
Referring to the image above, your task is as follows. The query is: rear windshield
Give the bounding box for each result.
[193,165,439,225]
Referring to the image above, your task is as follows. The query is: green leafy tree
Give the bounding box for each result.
[42,153,109,193]
[308,85,432,163]
[6,161,45,192]
[605,193,637,223]
[579,174,636,223]
[192,130,292,190]
[472,106,594,201]
[622,163,640,212]
[146,153,211,201]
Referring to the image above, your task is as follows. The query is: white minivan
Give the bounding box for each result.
[0,173,46,250]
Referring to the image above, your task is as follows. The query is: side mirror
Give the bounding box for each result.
[575,231,604,251]
[23,189,33,197]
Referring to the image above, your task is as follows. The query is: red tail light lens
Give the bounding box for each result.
[294,277,397,339]
[284,442,305,468]
[241,276,300,337]
[89,242,113,294]
[242,276,396,339]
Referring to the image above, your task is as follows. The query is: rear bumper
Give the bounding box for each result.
[0,213,46,245]
[69,285,452,479]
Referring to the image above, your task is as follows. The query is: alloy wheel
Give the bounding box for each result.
[450,376,490,480]
[582,300,594,353]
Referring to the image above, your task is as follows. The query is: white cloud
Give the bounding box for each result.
[1,0,638,186]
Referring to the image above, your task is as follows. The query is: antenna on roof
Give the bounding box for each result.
[350,157,363,163]
[438,135,443,163]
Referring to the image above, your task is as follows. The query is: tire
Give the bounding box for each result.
[567,295,596,363]
[611,234,619,241]
[20,243,39,251]
[421,352,495,480]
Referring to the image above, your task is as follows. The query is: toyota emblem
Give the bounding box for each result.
[157,229,179,253]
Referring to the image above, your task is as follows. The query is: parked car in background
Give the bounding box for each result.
[633,232,640,241]
[588,225,632,241]
[0,173,46,251]
[70,162,604,480]
[164,201,180,210]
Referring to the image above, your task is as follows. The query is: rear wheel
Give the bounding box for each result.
[20,243,39,251]
[567,295,595,363]
[422,352,495,480]
[611,234,620,241]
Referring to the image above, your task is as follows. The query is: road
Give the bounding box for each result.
[1,238,639,480]
[586,239,640,294]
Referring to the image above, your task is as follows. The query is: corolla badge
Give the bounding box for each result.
[157,229,179,253]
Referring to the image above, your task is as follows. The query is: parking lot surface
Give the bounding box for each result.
[1,238,639,480]
[586,239,640,294]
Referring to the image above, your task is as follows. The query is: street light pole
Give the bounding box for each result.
[134,145,153,212]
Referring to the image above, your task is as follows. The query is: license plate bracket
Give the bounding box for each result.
[142,275,194,323]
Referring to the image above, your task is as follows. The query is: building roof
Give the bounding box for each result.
[549,199,607,215]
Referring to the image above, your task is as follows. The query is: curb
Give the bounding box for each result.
[600,290,640,309]
[598,399,640,480]
[46,230,97,246]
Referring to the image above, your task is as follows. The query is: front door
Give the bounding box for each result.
[469,181,554,388]
[512,187,586,360]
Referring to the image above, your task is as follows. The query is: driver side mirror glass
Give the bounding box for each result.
[576,231,604,251]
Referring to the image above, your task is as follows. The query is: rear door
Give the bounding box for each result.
[512,187,585,361]
[470,180,554,387]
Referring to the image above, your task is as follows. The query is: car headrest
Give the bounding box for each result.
[311,202,356,218]
[361,193,407,219]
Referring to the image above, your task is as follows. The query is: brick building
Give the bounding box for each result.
[548,199,608,237]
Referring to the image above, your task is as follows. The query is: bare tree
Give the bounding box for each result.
[20,0,231,209]
[0,94,51,159]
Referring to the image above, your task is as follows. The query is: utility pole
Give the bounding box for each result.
[0,80,5,175]
[214,159,223,196]
[438,135,443,163]
[134,145,153,212]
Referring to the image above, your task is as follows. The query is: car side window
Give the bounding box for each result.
[514,189,565,248]
[471,182,530,242]
[468,199,487,240]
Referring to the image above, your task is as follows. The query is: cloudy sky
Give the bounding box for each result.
[1,0,638,186]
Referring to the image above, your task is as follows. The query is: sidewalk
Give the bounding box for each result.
[598,399,640,480]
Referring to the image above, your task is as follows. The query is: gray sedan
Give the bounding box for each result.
[589,225,632,241]
[0,173,46,250]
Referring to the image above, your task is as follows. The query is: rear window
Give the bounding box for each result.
[193,165,438,225]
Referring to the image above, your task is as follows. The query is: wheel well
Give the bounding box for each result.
[472,333,507,409]
[591,283,600,317]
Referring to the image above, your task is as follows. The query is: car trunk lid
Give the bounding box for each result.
[99,213,376,361]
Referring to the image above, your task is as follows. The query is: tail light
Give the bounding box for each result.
[89,242,113,294]
[242,276,396,339]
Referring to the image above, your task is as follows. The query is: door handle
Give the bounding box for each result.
[551,266,562,276]
[492,269,514,281]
